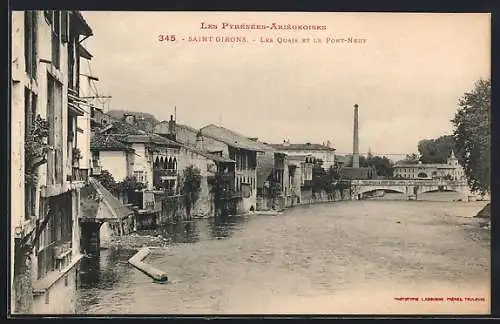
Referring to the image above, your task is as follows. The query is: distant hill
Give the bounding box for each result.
[107,110,160,133]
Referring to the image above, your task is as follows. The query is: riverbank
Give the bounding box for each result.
[78,199,490,315]
[107,232,170,250]
[108,198,490,250]
[475,202,491,219]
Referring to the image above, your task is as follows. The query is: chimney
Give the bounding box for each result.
[196,131,204,151]
[168,114,176,140]
[353,104,360,168]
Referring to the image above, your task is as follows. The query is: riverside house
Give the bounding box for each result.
[92,114,236,224]
[11,10,94,314]
[163,122,263,214]
[90,115,181,227]
[270,140,336,170]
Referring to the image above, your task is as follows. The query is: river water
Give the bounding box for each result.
[76,194,490,315]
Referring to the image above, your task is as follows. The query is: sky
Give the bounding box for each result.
[80,12,490,159]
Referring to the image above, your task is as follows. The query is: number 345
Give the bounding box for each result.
[158,35,176,42]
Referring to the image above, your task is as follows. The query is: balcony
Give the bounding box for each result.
[67,88,86,117]
[154,168,177,177]
[91,160,102,176]
[301,179,313,187]
[72,167,88,182]
[208,172,235,182]
[217,191,245,200]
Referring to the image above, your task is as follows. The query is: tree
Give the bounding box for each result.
[418,135,456,164]
[451,78,491,195]
[95,170,117,193]
[366,156,394,178]
[115,176,146,192]
[398,153,420,165]
[345,155,368,167]
[181,165,202,219]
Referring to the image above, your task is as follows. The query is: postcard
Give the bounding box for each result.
[10,10,491,316]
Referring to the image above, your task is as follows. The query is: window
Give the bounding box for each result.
[49,11,61,69]
[47,74,63,184]
[24,88,37,219]
[37,193,73,279]
[24,11,37,79]
[61,11,68,43]
[134,171,145,183]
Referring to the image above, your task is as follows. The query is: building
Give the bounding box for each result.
[197,125,264,213]
[154,116,199,146]
[92,115,235,220]
[339,166,375,180]
[11,10,94,314]
[91,116,182,190]
[165,122,263,213]
[393,151,465,181]
[269,140,336,170]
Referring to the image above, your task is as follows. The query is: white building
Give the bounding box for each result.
[269,140,336,170]
[394,151,466,181]
[11,10,93,314]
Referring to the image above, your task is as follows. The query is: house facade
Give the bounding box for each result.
[393,151,465,181]
[163,122,261,213]
[198,125,265,213]
[11,10,93,314]
[269,140,336,170]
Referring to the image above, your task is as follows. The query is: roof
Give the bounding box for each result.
[101,119,145,135]
[269,143,336,152]
[80,178,134,221]
[394,163,455,169]
[79,44,93,60]
[181,144,235,163]
[340,167,374,180]
[285,154,312,161]
[200,124,274,152]
[124,134,180,147]
[96,118,180,148]
[90,133,134,151]
[155,121,199,135]
[72,11,93,37]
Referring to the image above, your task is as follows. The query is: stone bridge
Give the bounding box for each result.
[350,179,470,200]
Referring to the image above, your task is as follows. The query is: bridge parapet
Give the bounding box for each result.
[352,179,467,187]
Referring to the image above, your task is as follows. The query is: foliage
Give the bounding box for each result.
[181,165,202,218]
[116,176,146,192]
[451,78,491,194]
[418,135,456,164]
[397,153,420,165]
[366,156,394,178]
[311,165,339,194]
[72,148,82,164]
[346,155,368,167]
[346,154,394,178]
[95,169,117,192]
[208,170,234,215]
[24,115,51,185]
[267,179,282,198]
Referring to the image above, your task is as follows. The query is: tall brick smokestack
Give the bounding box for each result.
[353,104,360,168]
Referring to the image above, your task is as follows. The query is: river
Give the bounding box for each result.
[75,194,490,315]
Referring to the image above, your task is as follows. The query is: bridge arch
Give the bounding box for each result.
[357,187,405,195]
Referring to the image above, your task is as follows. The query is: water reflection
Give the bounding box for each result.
[140,215,250,243]
[145,221,201,244]
[208,214,248,239]
[78,248,136,290]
